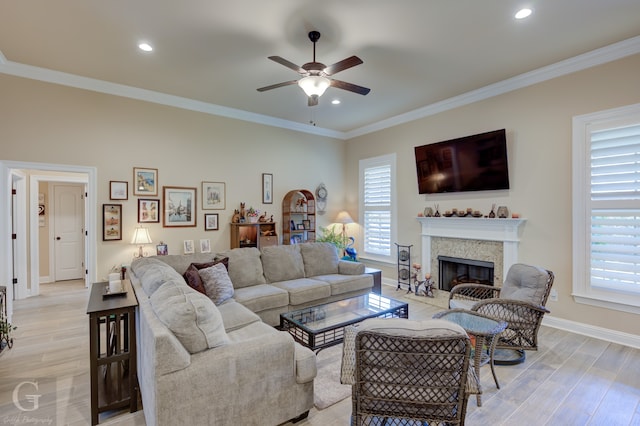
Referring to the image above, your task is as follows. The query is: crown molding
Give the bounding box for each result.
[345,35,640,139]
[1,35,639,140]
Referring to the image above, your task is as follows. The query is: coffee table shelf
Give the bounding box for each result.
[280,293,408,352]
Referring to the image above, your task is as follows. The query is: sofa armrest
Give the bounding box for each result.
[338,260,365,275]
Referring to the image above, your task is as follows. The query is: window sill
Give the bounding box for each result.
[572,292,640,315]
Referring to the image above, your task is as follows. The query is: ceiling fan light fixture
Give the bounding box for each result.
[298,75,331,97]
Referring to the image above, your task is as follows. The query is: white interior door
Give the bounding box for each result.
[54,184,84,281]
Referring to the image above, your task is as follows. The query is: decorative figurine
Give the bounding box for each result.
[231,209,240,223]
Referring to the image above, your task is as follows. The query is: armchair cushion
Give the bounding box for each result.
[500,263,550,305]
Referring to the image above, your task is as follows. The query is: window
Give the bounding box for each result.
[359,154,396,262]
[573,103,640,314]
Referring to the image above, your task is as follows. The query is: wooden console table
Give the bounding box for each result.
[86,280,138,425]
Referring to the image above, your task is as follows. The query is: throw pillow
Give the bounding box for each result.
[182,257,229,295]
[183,264,207,294]
[150,280,229,354]
[199,262,235,305]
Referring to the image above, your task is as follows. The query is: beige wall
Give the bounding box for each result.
[3,54,639,335]
[0,74,346,281]
[345,54,640,335]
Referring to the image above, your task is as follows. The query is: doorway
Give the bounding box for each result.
[0,160,97,321]
[52,183,85,282]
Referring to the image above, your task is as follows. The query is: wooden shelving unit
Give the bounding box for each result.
[230,222,278,249]
[282,190,316,245]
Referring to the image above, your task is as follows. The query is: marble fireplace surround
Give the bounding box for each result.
[417,217,526,289]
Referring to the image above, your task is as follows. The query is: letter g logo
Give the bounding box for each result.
[13,381,41,411]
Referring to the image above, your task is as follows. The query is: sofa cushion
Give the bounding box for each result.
[150,280,229,354]
[233,284,289,313]
[132,258,185,296]
[216,300,262,332]
[199,262,235,305]
[223,247,267,288]
[314,273,373,296]
[152,253,222,275]
[261,245,305,283]
[299,242,340,277]
[271,278,331,306]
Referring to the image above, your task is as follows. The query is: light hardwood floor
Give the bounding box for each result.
[1,280,639,425]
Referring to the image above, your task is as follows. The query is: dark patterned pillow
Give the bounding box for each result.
[183,264,207,294]
[182,257,229,294]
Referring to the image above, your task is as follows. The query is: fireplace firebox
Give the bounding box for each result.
[437,256,494,292]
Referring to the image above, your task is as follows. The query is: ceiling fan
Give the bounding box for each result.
[257,31,370,106]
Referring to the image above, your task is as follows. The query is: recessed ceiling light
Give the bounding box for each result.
[138,43,153,52]
[515,8,532,19]
[331,99,341,105]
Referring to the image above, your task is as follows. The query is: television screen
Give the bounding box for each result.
[415,129,509,194]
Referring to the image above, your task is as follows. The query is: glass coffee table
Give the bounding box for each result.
[280,293,408,352]
[433,309,507,406]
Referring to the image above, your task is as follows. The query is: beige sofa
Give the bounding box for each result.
[129,254,316,426]
[223,242,374,325]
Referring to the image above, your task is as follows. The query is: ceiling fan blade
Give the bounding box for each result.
[330,79,371,95]
[268,56,305,74]
[256,80,298,92]
[323,56,363,76]
[308,95,319,107]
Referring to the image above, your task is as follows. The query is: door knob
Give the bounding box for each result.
[56,237,61,240]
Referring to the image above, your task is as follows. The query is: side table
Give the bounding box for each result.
[433,309,507,406]
[86,280,139,425]
[364,267,382,294]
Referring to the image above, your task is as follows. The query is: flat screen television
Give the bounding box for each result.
[415,129,509,194]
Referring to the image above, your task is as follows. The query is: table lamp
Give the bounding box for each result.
[334,210,354,248]
[131,226,152,258]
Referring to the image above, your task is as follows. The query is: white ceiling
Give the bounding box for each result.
[1,0,640,137]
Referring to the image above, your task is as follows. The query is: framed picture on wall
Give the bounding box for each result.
[200,239,211,253]
[202,181,225,210]
[138,198,160,223]
[183,240,195,254]
[204,213,219,231]
[103,204,122,241]
[110,181,128,200]
[262,173,273,204]
[163,186,196,227]
[133,167,158,196]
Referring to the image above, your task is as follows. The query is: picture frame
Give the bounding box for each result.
[290,234,302,244]
[204,213,219,231]
[102,204,122,241]
[296,223,304,230]
[262,173,273,204]
[138,198,160,223]
[302,219,311,230]
[133,167,158,196]
[110,181,128,200]
[163,186,196,227]
[200,239,211,253]
[156,243,168,256]
[202,181,225,210]
[183,240,195,254]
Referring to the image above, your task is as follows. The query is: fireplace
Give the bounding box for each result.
[438,256,494,291]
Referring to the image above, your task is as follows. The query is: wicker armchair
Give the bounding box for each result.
[341,318,477,426]
[448,263,554,362]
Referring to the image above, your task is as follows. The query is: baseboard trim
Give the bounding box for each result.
[542,315,640,350]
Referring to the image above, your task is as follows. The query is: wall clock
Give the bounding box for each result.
[316,183,327,214]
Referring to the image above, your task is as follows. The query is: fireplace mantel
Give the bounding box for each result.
[417,217,526,285]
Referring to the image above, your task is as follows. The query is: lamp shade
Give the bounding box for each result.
[334,211,354,225]
[298,75,331,97]
[131,227,152,245]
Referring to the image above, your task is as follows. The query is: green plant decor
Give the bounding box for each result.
[316,225,346,251]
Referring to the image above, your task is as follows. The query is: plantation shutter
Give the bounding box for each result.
[590,124,640,292]
[363,164,391,256]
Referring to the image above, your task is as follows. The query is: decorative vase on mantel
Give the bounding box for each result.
[497,206,509,219]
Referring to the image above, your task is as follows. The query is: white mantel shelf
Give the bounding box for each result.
[417,217,527,282]
[416,217,526,242]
